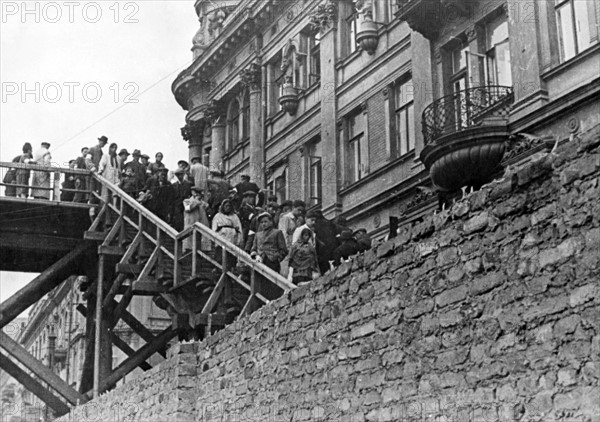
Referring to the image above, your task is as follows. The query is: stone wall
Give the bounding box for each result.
[57,126,600,422]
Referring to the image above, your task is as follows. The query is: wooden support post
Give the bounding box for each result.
[0,333,86,406]
[191,231,198,276]
[88,327,176,397]
[76,304,152,371]
[0,351,71,416]
[93,253,105,399]
[0,242,92,329]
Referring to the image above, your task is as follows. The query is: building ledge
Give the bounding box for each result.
[541,42,600,81]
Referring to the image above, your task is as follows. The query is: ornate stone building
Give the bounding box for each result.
[0,277,170,421]
[173,0,599,238]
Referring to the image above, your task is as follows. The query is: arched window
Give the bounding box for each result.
[227,98,240,150]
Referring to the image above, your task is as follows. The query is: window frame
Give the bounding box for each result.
[347,112,365,184]
[226,98,241,151]
[554,0,596,63]
[347,10,359,55]
[393,78,415,157]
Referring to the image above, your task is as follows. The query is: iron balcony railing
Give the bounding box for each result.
[422,85,514,145]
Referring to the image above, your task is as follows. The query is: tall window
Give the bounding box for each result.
[309,32,321,86]
[227,99,240,150]
[308,140,322,206]
[485,16,512,86]
[347,112,365,184]
[267,53,283,115]
[347,11,359,54]
[241,90,249,141]
[275,170,287,203]
[450,40,469,129]
[555,0,595,62]
[394,78,415,156]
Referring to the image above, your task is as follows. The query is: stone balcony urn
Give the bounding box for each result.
[279,83,299,116]
[356,18,379,55]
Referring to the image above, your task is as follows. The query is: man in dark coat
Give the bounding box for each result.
[238,190,262,253]
[233,174,263,209]
[171,168,192,231]
[86,136,107,203]
[141,168,175,223]
[313,210,341,274]
[125,149,147,197]
[207,170,232,218]
[332,229,361,266]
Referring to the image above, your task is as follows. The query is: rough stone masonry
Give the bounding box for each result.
[57,126,600,421]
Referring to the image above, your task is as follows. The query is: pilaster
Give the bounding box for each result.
[312,0,340,219]
[240,63,264,187]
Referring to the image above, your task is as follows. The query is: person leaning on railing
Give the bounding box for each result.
[16,143,33,198]
[30,142,52,200]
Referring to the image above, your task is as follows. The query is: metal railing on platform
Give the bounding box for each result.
[0,161,93,204]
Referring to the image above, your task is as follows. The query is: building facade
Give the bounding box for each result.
[0,277,170,421]
[172,0,599,238]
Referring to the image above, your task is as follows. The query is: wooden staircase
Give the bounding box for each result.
[86,174,294,347]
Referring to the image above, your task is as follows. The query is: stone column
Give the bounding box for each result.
[312,0,339,219]
[211,121,226,172]
[411,31,434,156]
[241,63,264,187]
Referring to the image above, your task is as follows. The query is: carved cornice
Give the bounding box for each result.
[504,134,555,161]
[310,0,337,33]
[239,63,261,90]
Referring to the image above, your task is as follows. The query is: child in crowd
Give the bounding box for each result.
[288,228,319,285]
[250,212,288,273]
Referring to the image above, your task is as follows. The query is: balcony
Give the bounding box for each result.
[419,85,514,191]
[395,0,469,39]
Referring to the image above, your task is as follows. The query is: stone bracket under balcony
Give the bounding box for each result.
[395,0,469,40]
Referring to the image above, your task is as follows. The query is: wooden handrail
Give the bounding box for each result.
[93,173,178,239]
[91,173,295,292]
[182,222,296,291]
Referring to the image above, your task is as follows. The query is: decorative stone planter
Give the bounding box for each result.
[356,19,379,55]
[279,84,299,116]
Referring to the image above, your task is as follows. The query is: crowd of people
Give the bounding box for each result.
[3,136,373,285]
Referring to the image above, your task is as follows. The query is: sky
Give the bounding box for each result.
[0,0,200,313]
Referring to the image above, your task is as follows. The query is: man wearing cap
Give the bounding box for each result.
[250,211,288,275]
[354,228,372,252]
[140,168,175,223]
[60,159,78,202]
[125,149,146,196]
[233,174,263,209]
[171,167,193,231]
[207,170,232,217]
[140,154,151,178]
[332,229,361,266]
[117,149,130,169]
[189,155,209,193]
[292,209,318,247]
[31,142,52,200]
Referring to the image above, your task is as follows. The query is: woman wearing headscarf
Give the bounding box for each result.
[211,199,243,247]
[16,143,33,198]
[98,142,121,202]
